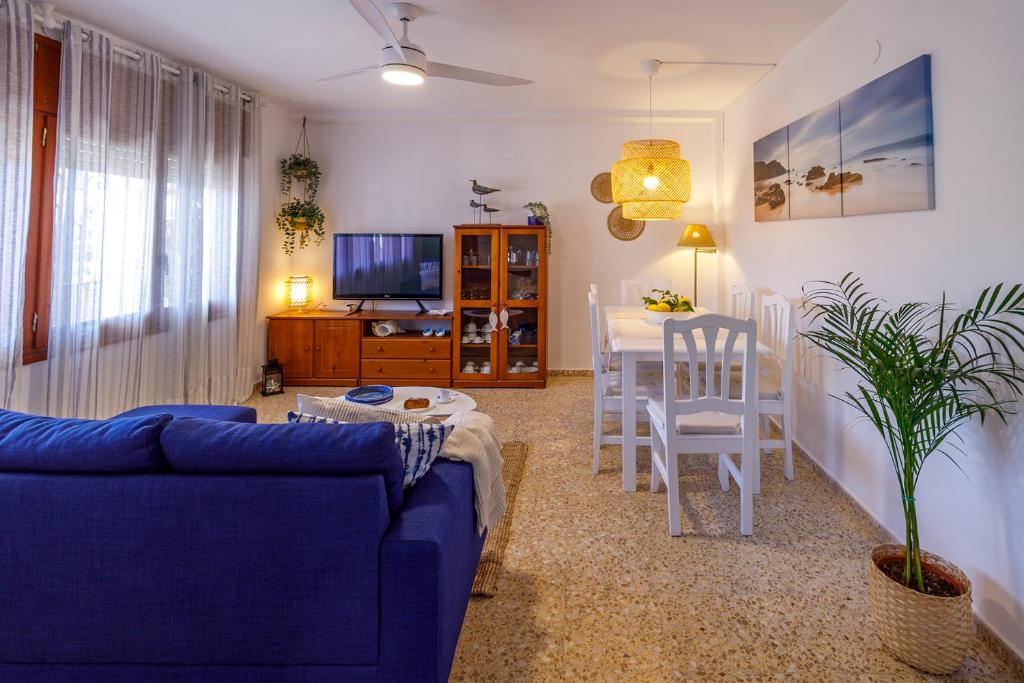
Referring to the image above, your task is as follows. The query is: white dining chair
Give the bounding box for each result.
[588,289,658,475]
[730,284,757,322]
[756,294,795,484]
[648,315,758,536]
[620,277,671,306]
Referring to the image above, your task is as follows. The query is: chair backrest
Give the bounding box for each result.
[621,278,670,306]
[660,314,757,429]
[587,289,604,376]
[589,283,604,352]
[730,284,756,321]
[761,294,795,393]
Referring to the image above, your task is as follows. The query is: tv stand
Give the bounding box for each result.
[266,308,454,387]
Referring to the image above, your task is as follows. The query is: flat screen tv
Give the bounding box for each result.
[333,233,443,302]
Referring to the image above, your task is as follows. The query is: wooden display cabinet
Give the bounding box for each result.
[453,224,547,388]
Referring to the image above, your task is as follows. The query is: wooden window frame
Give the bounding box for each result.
[22,34,61,365]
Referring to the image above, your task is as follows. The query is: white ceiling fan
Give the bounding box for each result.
[319,1,533,87]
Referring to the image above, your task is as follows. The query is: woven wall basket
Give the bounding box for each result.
[868,544,973,674]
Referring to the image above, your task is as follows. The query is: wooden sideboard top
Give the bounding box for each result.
[267,309,454,321]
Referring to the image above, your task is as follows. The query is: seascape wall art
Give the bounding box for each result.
[753,54,934,222]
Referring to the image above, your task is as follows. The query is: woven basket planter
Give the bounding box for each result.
[868,544,973,674]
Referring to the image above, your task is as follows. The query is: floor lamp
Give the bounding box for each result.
[677,224,717,307]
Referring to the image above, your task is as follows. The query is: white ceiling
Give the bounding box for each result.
[54,0,846,115]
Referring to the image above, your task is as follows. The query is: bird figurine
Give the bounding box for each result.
[482,204,501,223]
[470,180,501,197]
[469,199,485,222]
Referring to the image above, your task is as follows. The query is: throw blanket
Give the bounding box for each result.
[441,411,505,535]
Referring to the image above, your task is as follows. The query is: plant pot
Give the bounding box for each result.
[290,217,309,230]
[290,168,311,180]
[868,544,973,674]
[527,216,542,226]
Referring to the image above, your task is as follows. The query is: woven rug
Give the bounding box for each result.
[471,441,529,597]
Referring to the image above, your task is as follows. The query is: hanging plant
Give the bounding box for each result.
[279,153,321,198]
[523,201,553,254]
[276,199,326,255]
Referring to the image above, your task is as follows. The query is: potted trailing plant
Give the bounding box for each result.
[279,153,321,197]
[801,274,1024,674]
[276,198,326,255]
[278,117,325,254]
[523,201,552,254]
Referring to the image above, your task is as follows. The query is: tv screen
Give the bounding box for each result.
[333,233,443,300]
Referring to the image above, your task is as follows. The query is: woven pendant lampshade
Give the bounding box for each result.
[612,138,691,221]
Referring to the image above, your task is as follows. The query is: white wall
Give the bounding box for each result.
[258,113,722,370]
[722,0,1024,657]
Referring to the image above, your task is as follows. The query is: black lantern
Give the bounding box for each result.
[261,358,285,396]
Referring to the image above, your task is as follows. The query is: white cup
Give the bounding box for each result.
[461,335,471,343]
[464,363,476,373]
[438,388,452,402]
[465,322,478,332]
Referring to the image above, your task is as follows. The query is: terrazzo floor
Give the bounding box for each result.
[244,377,1023,682]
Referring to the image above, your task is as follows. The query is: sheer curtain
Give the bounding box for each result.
[47,23,261,418]
[0,0,33,408]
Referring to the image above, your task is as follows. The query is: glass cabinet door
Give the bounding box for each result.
[455,307,498,380]
[498,228,545,380]
[454,228,500,382]
[456,229,498,305]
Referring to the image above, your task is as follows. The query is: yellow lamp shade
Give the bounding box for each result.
[677,223,717,251]
[611,139,691,221]
[285,276,313,310]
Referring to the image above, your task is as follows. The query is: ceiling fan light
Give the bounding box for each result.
[382,63,425,86]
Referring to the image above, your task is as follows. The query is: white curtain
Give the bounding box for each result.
[0,0,33,408]
[47,23,261,418]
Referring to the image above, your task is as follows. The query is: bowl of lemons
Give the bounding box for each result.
[643,289,696,324]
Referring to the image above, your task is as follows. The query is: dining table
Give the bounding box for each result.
[604,305,773,492]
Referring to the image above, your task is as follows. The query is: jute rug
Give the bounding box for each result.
[471,441,529,597]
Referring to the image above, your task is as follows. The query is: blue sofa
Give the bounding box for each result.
[0,407,484,682]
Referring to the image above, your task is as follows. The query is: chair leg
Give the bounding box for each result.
[666,448,681,536]
[717,453,729,491]
[592,396,603,475]
[740,443,755,536]
[650,430,662,493]
[761,414,771,454]
[782,409,795,481]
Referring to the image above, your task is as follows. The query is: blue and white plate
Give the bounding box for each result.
[345,385,394,406]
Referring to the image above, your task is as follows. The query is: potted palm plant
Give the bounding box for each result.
[801,274,1024,674]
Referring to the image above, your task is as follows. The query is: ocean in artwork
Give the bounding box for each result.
[753,126,789,221]
[839,55,935,216]
[788,101,842,219]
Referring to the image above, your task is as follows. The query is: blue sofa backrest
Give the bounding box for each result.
[0,472,391,665]
[0,411,406,667]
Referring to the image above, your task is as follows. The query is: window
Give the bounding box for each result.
[22,33,60,364]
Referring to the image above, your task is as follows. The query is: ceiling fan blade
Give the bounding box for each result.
[348,0,406,62]
[317,66,377,83]
[425,61,532,86]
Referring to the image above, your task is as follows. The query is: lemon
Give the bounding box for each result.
[646,304,659,311]
[654,302,671,312]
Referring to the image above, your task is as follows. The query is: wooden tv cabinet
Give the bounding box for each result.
[266,309,454,387]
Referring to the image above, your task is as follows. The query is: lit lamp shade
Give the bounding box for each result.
[611,139,691,221]
[285,275,314,310]
[677,224,717,252]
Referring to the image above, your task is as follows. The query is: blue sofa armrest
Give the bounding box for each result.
[379,459,484,682]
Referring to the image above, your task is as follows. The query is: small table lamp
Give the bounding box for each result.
[285,276,314,310]
[677,224,717,307]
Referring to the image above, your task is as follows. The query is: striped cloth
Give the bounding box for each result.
[287,411,451,488]
[296,394,432,424]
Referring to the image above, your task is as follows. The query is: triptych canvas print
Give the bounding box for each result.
[754,55,935,221]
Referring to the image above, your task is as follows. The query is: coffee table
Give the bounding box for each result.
[343,386,477,417]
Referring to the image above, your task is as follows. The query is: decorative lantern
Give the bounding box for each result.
[260,358,285,396]
[612,138,691,220]
[285,275,314,310]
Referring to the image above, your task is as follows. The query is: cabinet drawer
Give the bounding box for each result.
[361,359,451,380]
[362,338,451,359]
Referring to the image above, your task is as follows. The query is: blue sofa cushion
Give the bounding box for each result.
[0,409,171,473]
[115,404,257,423]
[160,417,404,513]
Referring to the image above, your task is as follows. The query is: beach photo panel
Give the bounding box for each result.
[788,101,842,219]
[753,126,790,222]
[840,55,935,216]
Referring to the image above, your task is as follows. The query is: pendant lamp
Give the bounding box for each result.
[611,60,691,221]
